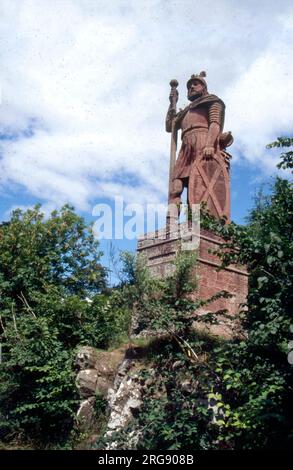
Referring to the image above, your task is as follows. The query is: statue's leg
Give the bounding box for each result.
[167,178,184,229]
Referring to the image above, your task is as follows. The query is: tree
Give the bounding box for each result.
[267,136,293,171]
[0,205,111,446]
[0,204,106,303]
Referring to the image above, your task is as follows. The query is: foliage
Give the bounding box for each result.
[134,338,219,450]
[88,293,131,349]
[93,391,108,417]
[0,204,106,303]
[0,315,78,445]
[266,136,293,170]
[117,249,231,338]
[0,205,129,447]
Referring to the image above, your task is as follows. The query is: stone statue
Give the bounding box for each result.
[166,71,233,224]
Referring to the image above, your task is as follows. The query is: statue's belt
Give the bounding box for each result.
[181,126,208,140]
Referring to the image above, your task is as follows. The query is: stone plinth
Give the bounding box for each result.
[137,224,248,334]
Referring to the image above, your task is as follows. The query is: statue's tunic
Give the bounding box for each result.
[167,94,231,220]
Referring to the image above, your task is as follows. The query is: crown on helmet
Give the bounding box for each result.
[186,71,207,89]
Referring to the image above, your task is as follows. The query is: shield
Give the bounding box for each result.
[188,151,230,220]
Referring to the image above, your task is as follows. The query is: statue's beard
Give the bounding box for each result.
[188,90,205,101]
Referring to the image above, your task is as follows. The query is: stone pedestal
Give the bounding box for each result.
[137,224,248,336]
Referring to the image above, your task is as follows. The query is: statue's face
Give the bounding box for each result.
[187,80,206,101]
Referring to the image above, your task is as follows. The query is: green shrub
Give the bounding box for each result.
[0,205,129,446]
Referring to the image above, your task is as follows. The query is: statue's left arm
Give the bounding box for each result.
[203,101,224,159]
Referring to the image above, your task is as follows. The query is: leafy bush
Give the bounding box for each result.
[0,205,129,447]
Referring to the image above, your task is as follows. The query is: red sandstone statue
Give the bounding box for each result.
[166,72,233,224]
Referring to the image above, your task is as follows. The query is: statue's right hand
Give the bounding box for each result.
[169,88,178,105]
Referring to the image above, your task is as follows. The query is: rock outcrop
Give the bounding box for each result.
[74,345,125,433]
[104,358,143,449]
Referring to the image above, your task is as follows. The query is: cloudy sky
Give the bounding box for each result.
[0,0,292,258]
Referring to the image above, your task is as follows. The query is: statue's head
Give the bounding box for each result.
[187,71,207,101]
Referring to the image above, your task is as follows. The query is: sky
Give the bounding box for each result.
[0,0,292,273]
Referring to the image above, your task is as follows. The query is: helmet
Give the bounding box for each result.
[186,71,207,89]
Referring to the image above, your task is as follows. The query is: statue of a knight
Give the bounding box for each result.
[166,71,233,224]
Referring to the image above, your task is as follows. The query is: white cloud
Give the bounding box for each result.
[224,12,293,171]
[0,0,292,212]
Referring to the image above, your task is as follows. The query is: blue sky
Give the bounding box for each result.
[0,0,292,278]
